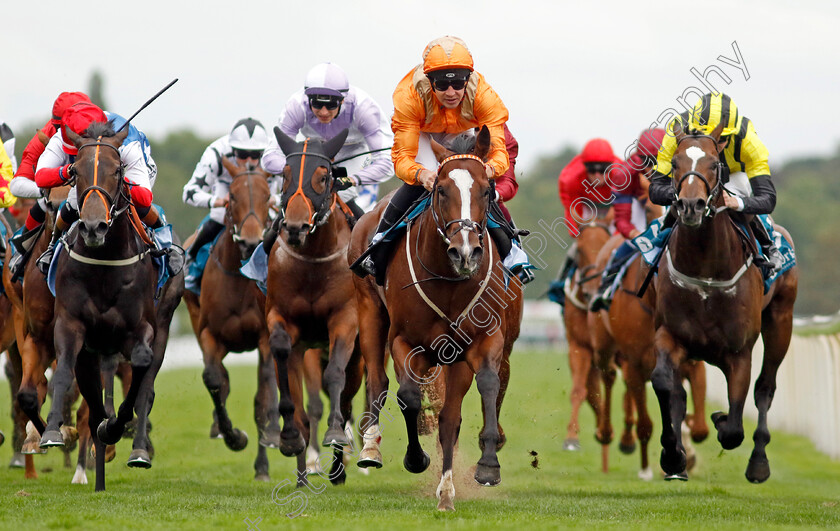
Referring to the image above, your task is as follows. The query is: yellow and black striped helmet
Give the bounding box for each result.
[687,93,740,136]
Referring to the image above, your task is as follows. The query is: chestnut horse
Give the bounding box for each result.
[560,207,612,452]
[38,121,184,491]
[265,127,365,485]
[349,127,523,511]
[652,122,798,482]
[183,158,281,480]
[2,187,79,479]
[589,234,709,479]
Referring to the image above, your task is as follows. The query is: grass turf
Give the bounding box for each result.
[1,348,839,530]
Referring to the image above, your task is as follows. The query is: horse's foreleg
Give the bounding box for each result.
[436,362,472,511]
[355,290,389,469]
[268,313,305,457]
[40,319,84,448]
[746,303,793,483]
[199,332,247,452]
[128,337,165,469]
[624,360,653,480]
[75,351,107,492]
[651,329,687,479]
[322,322,357,448]
[392,336,430,474]
[684,360,709,443]
[564,339,594,451]
[471,344,503,487]
[301,348,323,471]
[712,350,751,451]
[255,335,281,453]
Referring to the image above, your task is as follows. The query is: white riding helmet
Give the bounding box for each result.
[304,63,350,98]
[229,118,269,150]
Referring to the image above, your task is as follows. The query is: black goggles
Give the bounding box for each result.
[234,148,263,160]
[430,77,468,91]
[584,162,610,174]
[309,96,343,110]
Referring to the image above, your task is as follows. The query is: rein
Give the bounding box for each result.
[674,134,725,219]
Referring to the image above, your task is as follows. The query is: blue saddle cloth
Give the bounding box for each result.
[630,214,795,294]
[185,216,224,296]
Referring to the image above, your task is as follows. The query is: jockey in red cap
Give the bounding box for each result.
[558,138,619,237]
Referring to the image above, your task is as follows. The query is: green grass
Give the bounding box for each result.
[1,348,840,530]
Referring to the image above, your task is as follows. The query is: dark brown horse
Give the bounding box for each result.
[560,208,612,453]
[589,233,709,479]
[349,127,523,511]
[652,122,798,482]
[265,127,365,485]
[38,122,183,491]
[183,157,281,481]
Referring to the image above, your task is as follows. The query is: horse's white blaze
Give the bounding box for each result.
[449,169,474,255]
[685,145,705,172]
[436,469,455,501]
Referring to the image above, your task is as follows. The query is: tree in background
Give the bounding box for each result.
[87,70,108,110]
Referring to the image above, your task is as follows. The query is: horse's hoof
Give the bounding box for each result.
[127,449,152,469]
[746,456,771,483]
[562,438,581,451]
[9,452,25,468]
[279,431,306,457]
[322,427,350,448]
[619,441,636,455]
[474,463,501,487]
[357,448,383,469]
[60,426,79,447]
[437,496,455,512]
[105,445,117,463]
[254,473,271,482]
[39,430,65,449]
[71,464,88,485]
[638,467,654,481]
[330,470,347,486]
[97,418,123,445]
[210,422,223,439]
[224,429,249,452]
[403,449,430,474]
[258,428,282,449]
[664,471,689,481]
[710,411,726,429]
[660,447,686,477]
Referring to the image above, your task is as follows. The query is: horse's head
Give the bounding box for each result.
[221,157,272,259]
[574,205,612,299]
[273,127,349,247]
[66,122,130,248]
[670,121,727,227]
[429,125,493,277]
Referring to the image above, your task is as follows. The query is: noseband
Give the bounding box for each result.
[281,139,336,233]
[76,138,130,226]
[673,134,725,219]
[432,154,488,245]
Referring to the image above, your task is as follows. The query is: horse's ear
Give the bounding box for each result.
[273,126,299,156]
[474,125,491,161]
[710,121,727,151]
[431,137,452,163]
[65,127,82,148]
[37,130,50,146]
[323,128,349,160]
[221,156,240,176]
[115,127,129,144]
[671,120,685,144]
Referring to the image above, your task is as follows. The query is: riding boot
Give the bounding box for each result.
[188,219,225,261]
[8,225,43,281]
[261,216,281,254]
[345,199,365,221]
[750,217,784,276]
[546,248,577,306]
[36,217,70,275]
[590,241,637,312]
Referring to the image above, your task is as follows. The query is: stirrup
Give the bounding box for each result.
[36,246,55,275]
[352,256,376,278]
[9,253,26,281]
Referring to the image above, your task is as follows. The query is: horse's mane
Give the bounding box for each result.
[84,120,117,139]
[448,132,477,155]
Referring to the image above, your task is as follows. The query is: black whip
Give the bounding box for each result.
[115,78,179,133]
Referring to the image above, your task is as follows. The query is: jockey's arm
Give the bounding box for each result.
[472,83,510,178]
[183,145,221,208]
[390,94,427,185]
[612,194,638,239]
[494,124,519,202]
[34,135,73,188]
[261,98,305,176]
[352,98,393,186]
[733,121,775,215]
[120,143,154,208]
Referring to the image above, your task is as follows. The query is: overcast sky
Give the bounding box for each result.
[3,0,837,174]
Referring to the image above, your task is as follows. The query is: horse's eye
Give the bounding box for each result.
[437,186,445,196]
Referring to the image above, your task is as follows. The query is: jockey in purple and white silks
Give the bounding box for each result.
[261,62,393,214]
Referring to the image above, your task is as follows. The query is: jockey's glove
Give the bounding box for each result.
[333,175,357,192]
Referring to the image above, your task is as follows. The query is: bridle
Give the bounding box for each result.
[76,137,131,227]
[280,139,336,234]
[431,154,488,246]
[226,170,268,243]
[673,134,726,219]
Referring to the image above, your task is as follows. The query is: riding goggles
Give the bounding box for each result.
[308,95,343,110]
[234,149,264,160]
[430,77,469,91]
[584,161,611,174]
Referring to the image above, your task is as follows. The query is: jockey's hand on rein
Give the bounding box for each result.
[333,175,356,192]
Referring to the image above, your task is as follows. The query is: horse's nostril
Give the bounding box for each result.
[447,248,461,263]
[470,247,483,263]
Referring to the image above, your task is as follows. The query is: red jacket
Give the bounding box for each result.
[15,121,56,181]
[607,160,647,238]
[558,153,618,237]
[494,124,519,222]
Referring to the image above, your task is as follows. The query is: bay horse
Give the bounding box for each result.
[589,233,709,479]
[183,157,282,480]
[652,121,798,482]
[349,126,523,511]
[37,121,184,491]
[266,127,365,485]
